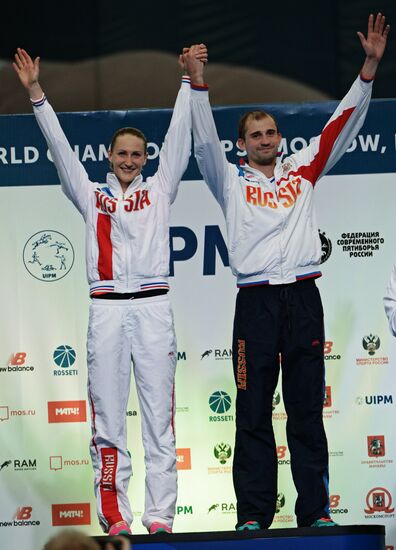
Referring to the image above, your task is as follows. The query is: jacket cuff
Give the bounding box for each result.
[359,71,375,83]
[191,83,209,91]
[30,93,47,108]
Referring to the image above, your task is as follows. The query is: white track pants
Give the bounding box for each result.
[87,294,177,532]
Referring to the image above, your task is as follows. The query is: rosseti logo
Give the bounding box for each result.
[53,345,76,368]
[209,391,232,414]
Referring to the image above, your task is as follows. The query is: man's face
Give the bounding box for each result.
[108,134,147,187]
[238,116,282,168]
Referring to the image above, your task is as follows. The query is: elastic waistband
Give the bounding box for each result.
[92,289,168,300]
[239,277,317,292]
[236,270,322,287]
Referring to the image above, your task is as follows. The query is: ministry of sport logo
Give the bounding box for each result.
[272,492,293,525]
[208,443,232,475]
[23,231,74,281]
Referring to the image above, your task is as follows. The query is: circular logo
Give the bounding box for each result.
[209,391,232,414]
[318,230,332,264]
[23,231,75,282]
[53,345,76,368]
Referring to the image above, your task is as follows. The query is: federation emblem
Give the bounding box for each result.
[23,231,74,282]
[362,334,380,356]
[318,230,332,264]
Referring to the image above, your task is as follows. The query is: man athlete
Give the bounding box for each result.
[184,13,389,530]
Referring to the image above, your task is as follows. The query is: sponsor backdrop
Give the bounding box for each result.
[0,97,395,549]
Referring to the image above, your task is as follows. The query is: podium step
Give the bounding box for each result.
[94,525,385,549]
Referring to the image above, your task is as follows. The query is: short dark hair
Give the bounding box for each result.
[238,111,279,140]
[110,127,148,153]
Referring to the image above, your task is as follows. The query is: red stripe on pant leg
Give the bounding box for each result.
[171,384,175,437]
[100,447,123,527]
[89,392,98,454]
[97,213,113,280]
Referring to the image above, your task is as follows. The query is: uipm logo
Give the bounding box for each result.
[48,401,87,423]
[52,503,91,526]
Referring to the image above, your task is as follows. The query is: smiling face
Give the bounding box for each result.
[108,132,148,189]
[237,113,282,170]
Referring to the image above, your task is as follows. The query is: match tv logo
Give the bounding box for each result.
[176,448,191,470]
[52,503,91,526]
[48,401,87,423]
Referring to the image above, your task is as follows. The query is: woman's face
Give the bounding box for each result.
[108,134,148,187]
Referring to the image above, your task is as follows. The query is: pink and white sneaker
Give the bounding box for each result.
[108,520,132,536]
[149,521,172,534]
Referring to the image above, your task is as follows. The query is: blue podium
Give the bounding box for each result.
[94,525,385,549]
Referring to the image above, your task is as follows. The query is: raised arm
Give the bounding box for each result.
[184,45,231,208]
[13,48,92,218]
[152,44,207,204]
[283,13,390,186]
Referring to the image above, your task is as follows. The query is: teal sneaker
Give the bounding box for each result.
[237,520,261,531]
[311,517,338,527]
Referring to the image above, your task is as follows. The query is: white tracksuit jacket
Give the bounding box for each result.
[32,76,192,296]
[191,75,373,286]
